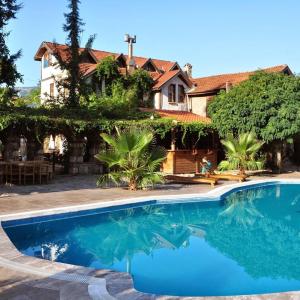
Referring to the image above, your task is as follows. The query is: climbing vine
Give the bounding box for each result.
[0,106,214,143]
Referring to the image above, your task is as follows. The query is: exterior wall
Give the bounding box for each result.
[40,52,68,103]
[154,76,189,111]
[154,92,161,109]
[189,96,208,117]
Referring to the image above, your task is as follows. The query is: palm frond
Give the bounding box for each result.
[219,133,265,173]
[95,130,166,190]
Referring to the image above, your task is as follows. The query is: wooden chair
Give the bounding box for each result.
[23,163,36,185]
[47,163,54,181]
[8,162,22,185]
[0,162,7,185]
[38,163,49,184]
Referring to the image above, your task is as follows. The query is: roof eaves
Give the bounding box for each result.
[153,70,181,90]
[34,41,52,61]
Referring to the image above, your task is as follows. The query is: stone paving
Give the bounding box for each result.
[0,175,218,216]
[1,172,300,300]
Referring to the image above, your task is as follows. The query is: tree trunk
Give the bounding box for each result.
[275,142,283,173]
[129,179,137,191]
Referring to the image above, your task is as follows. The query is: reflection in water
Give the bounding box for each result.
[73,205,197,267]
[4,184,300,296]
[219,188,265,227]
[41,243,68,261]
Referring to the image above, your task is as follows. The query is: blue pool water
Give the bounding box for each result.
[3,183,300,297]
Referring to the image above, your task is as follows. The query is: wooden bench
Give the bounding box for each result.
[165,175,218,187]
[208,173,247,183]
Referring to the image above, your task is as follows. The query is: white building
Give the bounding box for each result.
[34,41,194,112]
[34,40,292,121]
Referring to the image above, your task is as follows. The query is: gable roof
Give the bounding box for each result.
[34,42,91,62]
[34,41,190,90]
[153,70,193,90]
[89,49,119,62]
[188,64,292,95]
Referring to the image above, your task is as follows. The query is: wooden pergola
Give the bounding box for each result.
[150,109,219,174]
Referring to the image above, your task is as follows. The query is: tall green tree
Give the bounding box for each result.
[208,71,300,169]
[53,0,94,107]
[208,72,300,141]
[0,0,23,104]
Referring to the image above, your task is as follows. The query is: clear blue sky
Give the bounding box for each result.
[7,0,300,86]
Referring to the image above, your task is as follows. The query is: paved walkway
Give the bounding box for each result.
[0,175,224,216]
[0,173,300,300]
[1,172,300,216]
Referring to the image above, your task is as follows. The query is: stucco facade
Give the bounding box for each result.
[154,76,190,111]
[189,96,208,117]
[40,53,68,103]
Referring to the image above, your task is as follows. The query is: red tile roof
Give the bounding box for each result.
[151,59,177,72]
[35,42,88,62]
[153,70,193,90]
[189,65,292,95]
[152,70,181,90]
[34,42,183,88]
[90,49,118,61]
[79,63,97,77]
[141,108,211,123]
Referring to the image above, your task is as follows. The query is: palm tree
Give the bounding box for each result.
[218,132,265,175]
[95,129,166,190]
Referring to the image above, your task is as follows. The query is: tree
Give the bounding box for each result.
[87,81,139,117]
[95,130,166,190]
[218,132,265,175]
[95,56,121,95]
[14,87,41,107]
[95,58,153,101]
[0,0,23,104]
[208,72,300,141]
[208,71,300,169]
[88,59,154,111]
[53,0,95,107]
[128,69,154,105]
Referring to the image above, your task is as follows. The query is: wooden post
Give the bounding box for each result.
[171,128,176,151]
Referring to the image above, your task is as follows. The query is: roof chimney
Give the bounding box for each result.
[225,81,232,92]
[184,63,193,78]
[124,34,136,73]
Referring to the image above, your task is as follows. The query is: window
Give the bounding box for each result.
[44,53,49,68]
[50,83,54,97]
[168,84,176,103]
[178,85,185,102]
[43,53,52,68]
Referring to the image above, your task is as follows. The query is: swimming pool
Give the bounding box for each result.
[2,183,300,297]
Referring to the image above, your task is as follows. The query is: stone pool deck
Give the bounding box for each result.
[0,172,300,300]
